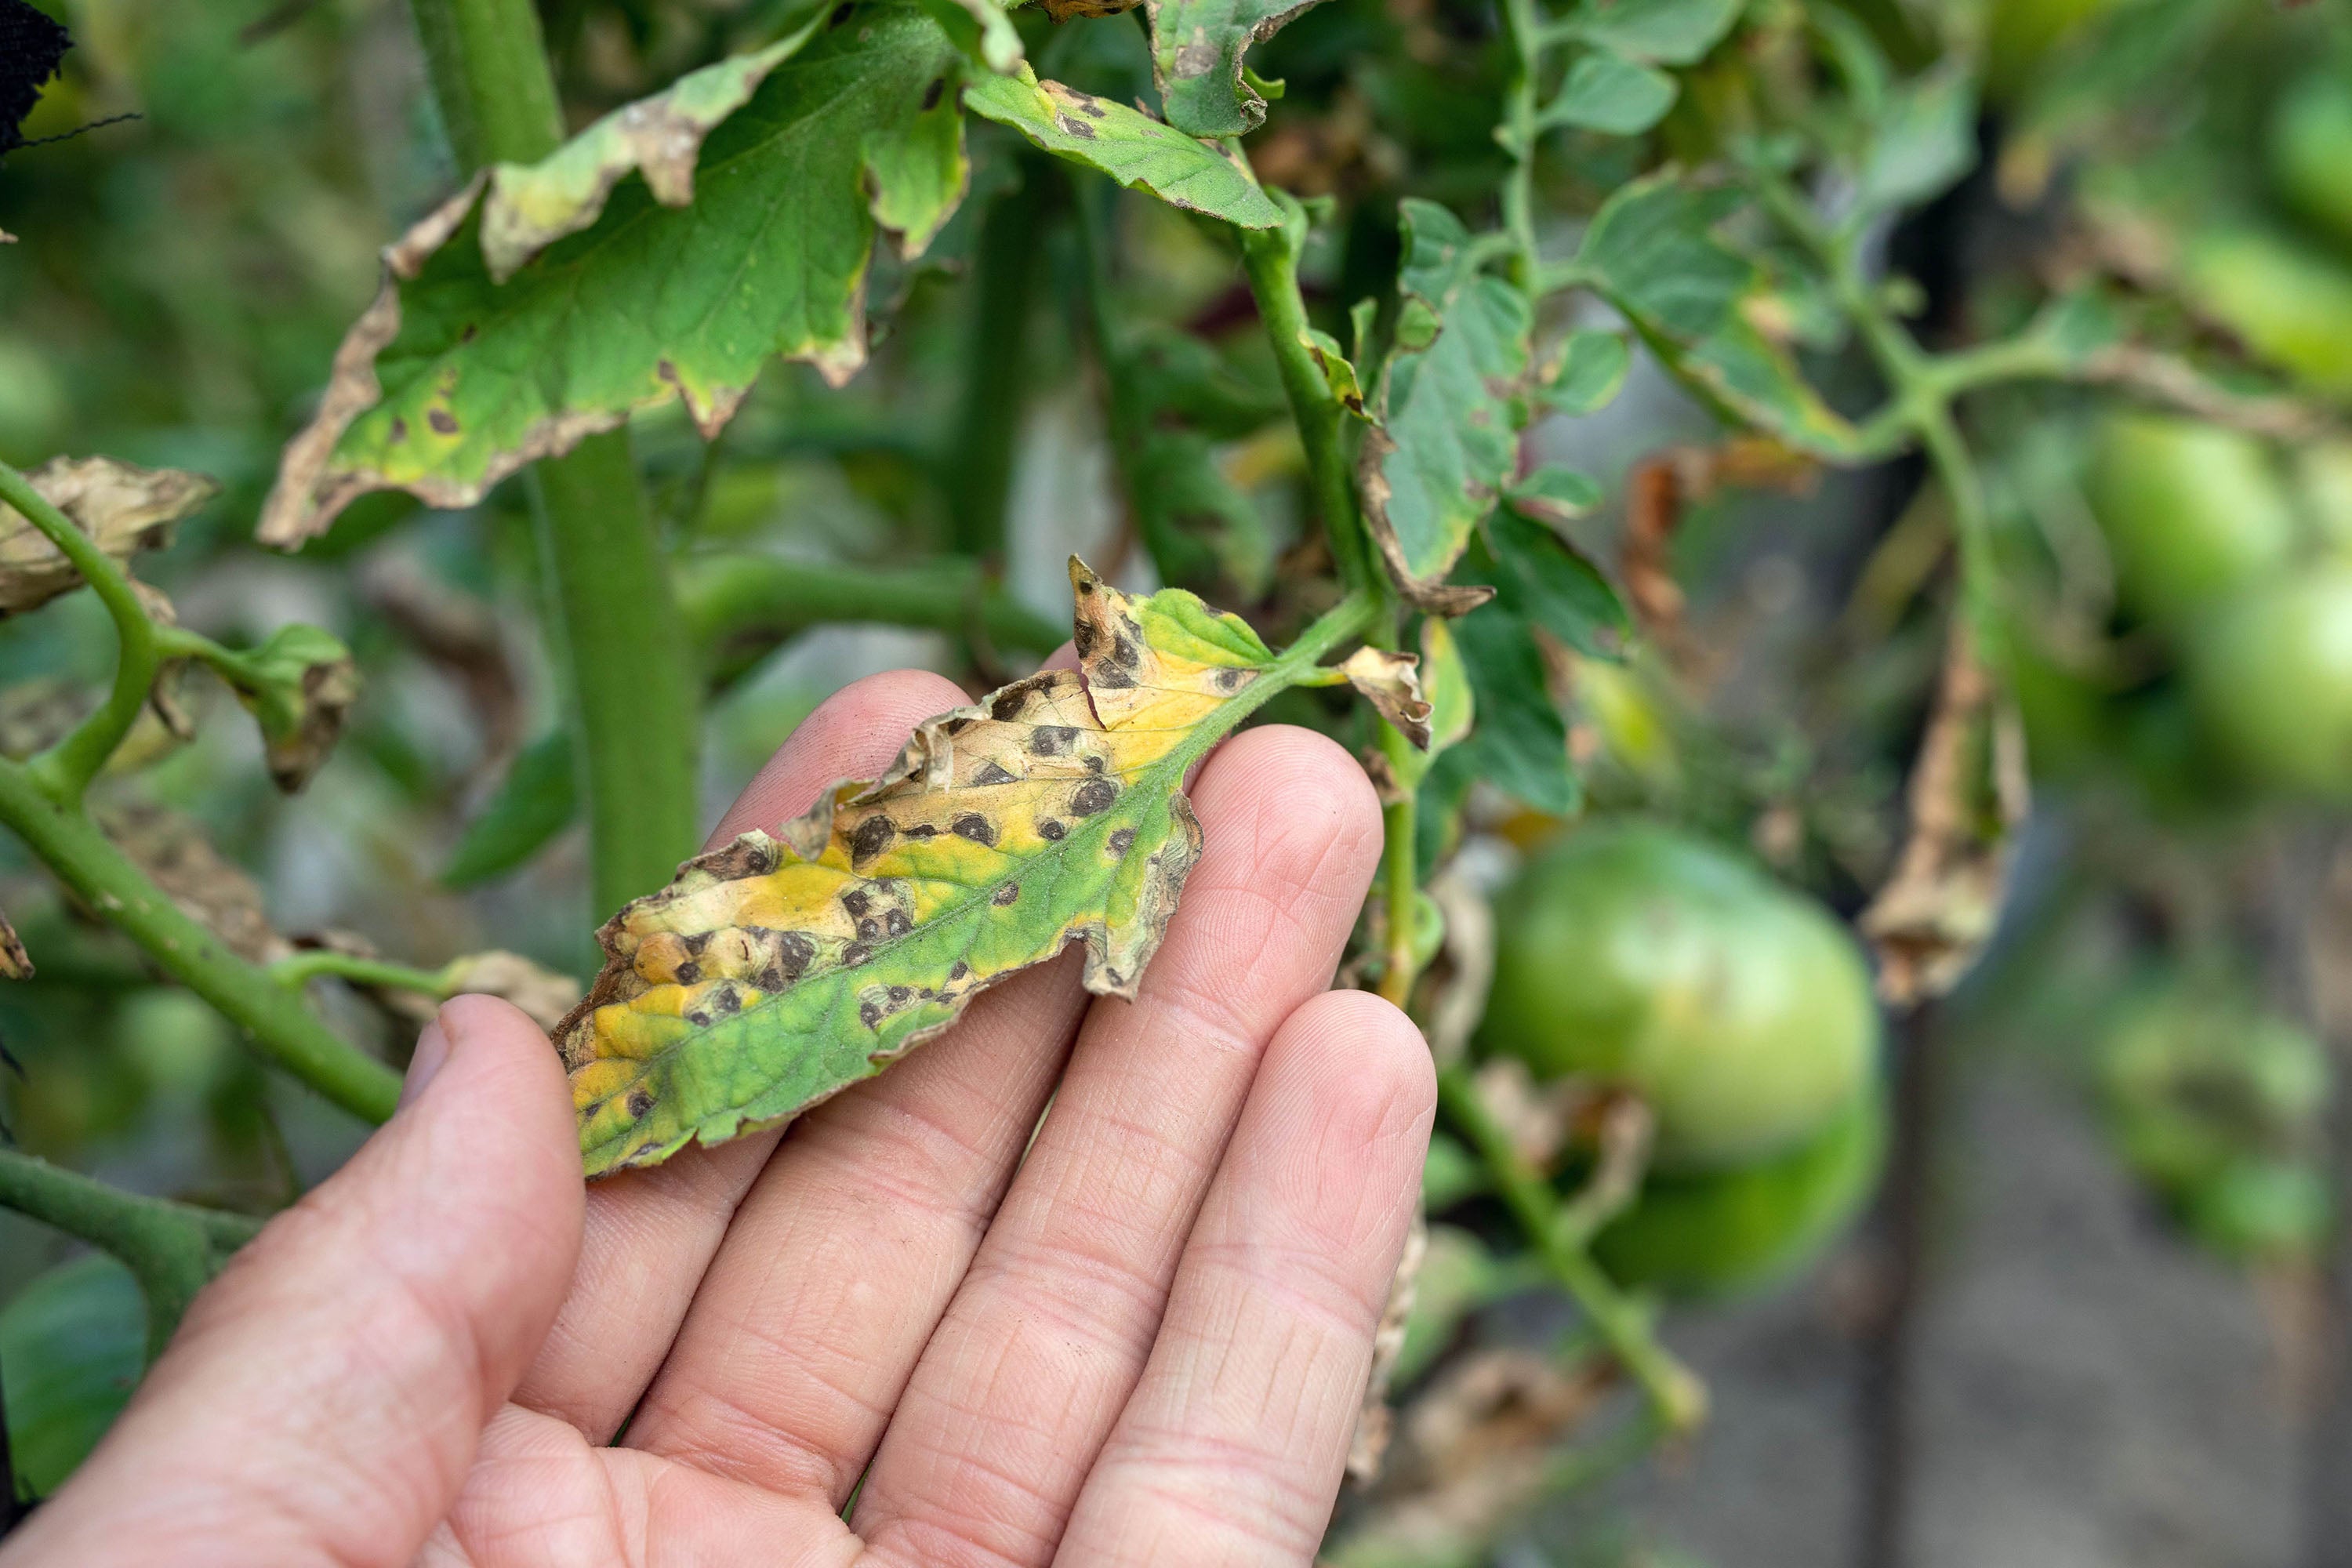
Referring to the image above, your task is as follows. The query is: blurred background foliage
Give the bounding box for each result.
[6,0,2352,1563]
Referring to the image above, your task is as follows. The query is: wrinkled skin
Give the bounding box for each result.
[0,670,1434,1568]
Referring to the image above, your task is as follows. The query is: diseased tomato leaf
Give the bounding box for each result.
[557,560,1289,1175]
[1143,0,1328,138]
[964,69,1282,227]
[0,458,215,617]
[261,1,970,547]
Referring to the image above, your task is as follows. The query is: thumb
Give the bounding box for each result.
[1,996,586,1568]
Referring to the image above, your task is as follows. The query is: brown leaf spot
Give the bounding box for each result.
[842,942,873,967]
[1107,827,1136,857]
[951,812,998,848]
[1030,724,1077,756]
[974,760,1018,787]
[1038,818,1066,842]
[673,961,701,985]
[885,908,911,936]
[842,889,870,917]
[627,1088,654,1118]
[860,1000,883,1029]
[949,960,971,981]
[993,882,1020,906]
[427,408,459,436]
[1069,777,1118,818]
[850,814,895,863]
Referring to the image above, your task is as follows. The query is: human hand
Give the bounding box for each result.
[0,670,1435,1568]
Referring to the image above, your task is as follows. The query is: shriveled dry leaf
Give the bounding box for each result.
[444,950,584,1032]
[1340,645,1432,749]
[557,560,1290,1176]
[1348,1210,1427,1484]
[0,905,33,980]
[0,458,216,616]
[97,802,289,964]
[214,625,361,793]
[1859,622,2029,1007]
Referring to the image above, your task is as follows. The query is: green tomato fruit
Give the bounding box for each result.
[2183,1158,2331,1264]
[2185,564,2352,801]
[2085,414,2296,625]
[1479,823,1879,1171]
[1592,1089,1887,1299]
[2271,72,2352,252]
[2099,982,2329,1189]
[2180,227,2352,399]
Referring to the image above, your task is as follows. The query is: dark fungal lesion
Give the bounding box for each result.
[1029,724,1077,757]
[973,759,1018,787]
[1038,818,1066,841]
[626,1087,654,1118]
[849,813,895,864]
[1069,777,1119,817]
[951,812,998,847]
[1107,827,1137,857]
[993,882,1020,906]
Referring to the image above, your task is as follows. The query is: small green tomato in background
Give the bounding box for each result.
[1592,1091,1888,1299]
[2097,981,2332,1263]
[2270,72,2352,253]
[1479,822,1880,1171]
[2085,414,2296,626]
[2185,564,2352,802]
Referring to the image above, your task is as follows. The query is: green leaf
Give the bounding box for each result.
[441,729,579,887]
[963,69,1282,227]
[560,561,1296,1176]
[1507,463,1603,520]
[913,0,1024,73]
[1450,592,1577,814]
[1577,174,1860,458]
[261,1,968,547]
[1489,505,1628,658]
[1538,49,1677,136]
[213,624,362,793]
[1566,0,1743,65]
[1128,325,1287,437]
[1299,325,1367,416]
[1855,64,1976,218]
[1,1254,144,1498]
[477,34,813,284]
[1544,328,1631,414]
[1363,200,1532,612]
[1142,0,1327,137]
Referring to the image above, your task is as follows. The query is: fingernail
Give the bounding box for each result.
[399,1022,451,1112]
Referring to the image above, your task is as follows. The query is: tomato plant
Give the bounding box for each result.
[6,0,2352,1560]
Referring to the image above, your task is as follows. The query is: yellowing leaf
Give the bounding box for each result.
[0,459,216,616]
[557,559,1294,1176]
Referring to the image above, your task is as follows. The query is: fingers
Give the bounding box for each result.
[617,949,1088,1499]
[1055,990,1435,1566]
[852,725,1385,1568]
[0,997,583,1568]
[514,668,972,1441]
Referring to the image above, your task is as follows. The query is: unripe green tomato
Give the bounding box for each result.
[2085,414,2296,624]
[2270,72,2352,252]
[2179,228,2352,398]
[1479,823,1879,1171]
[1591,1089,1887,1299]
[2185,564,2352,801]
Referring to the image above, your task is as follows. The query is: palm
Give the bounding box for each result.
[416,670,1432,1568]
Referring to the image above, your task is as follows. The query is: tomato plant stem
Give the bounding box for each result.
[677,552,1069,683]
[0,757,404,1123]
[0,1150,263,1356]
[268,951,465,996]
[411,0,702,918]
[1436,1062,1708,1432]
[0,463,165,806]
[1240,214,1379,599]
[949,167,1044,564]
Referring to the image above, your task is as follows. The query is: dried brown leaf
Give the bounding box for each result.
[1859,623,2030,1007]
[0,458,216,616]
[445,950,584,1032]
[98,801,290,964]
[1339,645,1432,749]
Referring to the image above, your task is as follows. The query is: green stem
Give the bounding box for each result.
[1374,719,1420,1007]
[677,552,1068,681]
[0,462,162,806]
[1437,1062,1708,1431]
[0,757,401,1122]
[948,169,1044,564]
[412,0,701,920]
[409,0,564,172]
[0,1149,263,1356]
[1239,218,1378,598]
[1497,0,1545,292]
[533,437,702,916]
[270,951,456,995]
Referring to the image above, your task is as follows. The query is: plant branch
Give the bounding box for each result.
[411,0,702,918]
[0,1149,263,1355]
[269,951,456,995]
[0,461,164,806]
[1375,720,1421,1007]
[677,552,1068,683]
[947,167,1044,564]
[0,757,401,1122]
[1436,1062,1708,1432]
[1239,213,1378,598]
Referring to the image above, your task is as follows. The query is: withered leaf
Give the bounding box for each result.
[213,625,362,793]
[444,950,584,1033]
[0,903,31,980]
[1859,622,2029,1007]
[557,560,1286,1176]
[97,802,290,965]
[0,458,216,617]
[1341,645,1432,750]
